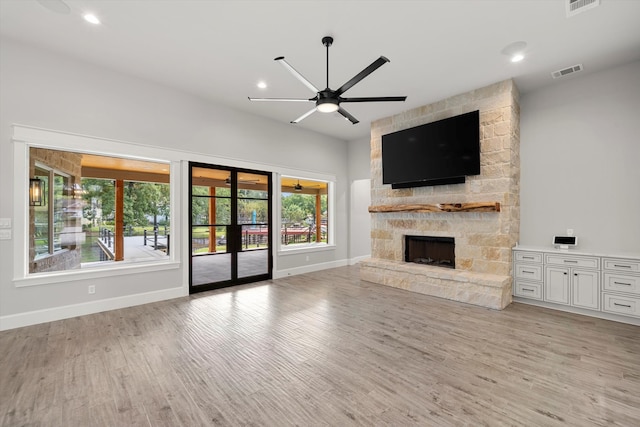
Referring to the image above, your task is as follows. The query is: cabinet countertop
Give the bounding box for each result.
[513,245,640,260]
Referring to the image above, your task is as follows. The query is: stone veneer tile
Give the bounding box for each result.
[365,79,519,310]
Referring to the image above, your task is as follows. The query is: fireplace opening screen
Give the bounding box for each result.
[405,236,455,269]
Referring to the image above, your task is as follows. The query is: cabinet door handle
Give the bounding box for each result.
[614,264,632,268]
[613,302,632,308]
[613,281,631,286]
[522,288,535,292]
[574,273,578,276]
[563,272,568,275]
[564,260,578,263]
[522,256,534,260]
[522,270,535,274]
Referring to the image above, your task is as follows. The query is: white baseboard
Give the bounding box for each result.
[513,297,640,326]
[348,254,371,265]
[273,259,349,279]
[0,287,185,331]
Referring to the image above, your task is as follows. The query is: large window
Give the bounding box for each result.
[280,176,329,247]
[28,147,171,274]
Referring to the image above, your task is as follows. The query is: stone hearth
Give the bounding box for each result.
[360,79,520,310]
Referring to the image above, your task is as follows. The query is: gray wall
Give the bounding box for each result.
[347,136,372,261]
[0,38,349,323]
[519,60,640,253]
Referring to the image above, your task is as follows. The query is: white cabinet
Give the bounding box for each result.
[545,266,570,305]
[543,266,599,308]
[513,248,640,324]
[545,254,599,310]
[601,257,640,318]
[571,269,600,309]
[513,251,543,300]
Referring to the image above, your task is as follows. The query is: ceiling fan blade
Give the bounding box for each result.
[336,56,390,96]
[248,97,314,102]
[341,96,407,103]
[37,0,70,14]
[275,57,320,94]
[337,107,359,125]
[291,108,317,124]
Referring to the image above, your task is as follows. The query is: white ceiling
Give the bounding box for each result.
[1,0,639,141]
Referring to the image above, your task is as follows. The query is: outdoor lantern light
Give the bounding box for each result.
[29,178,43,206]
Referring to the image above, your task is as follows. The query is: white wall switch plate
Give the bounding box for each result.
[0,218,11,229]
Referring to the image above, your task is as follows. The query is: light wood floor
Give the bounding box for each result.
[1,266,639,426]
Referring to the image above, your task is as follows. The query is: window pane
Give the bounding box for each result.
[280,177,329,246]
[53,174,70,252]
[29,147,171,274]
[33,168,49,258]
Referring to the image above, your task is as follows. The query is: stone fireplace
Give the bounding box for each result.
[405,236,455,269]
[360,79,520,310]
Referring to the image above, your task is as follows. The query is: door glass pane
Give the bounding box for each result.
[237,172,268,199]
[237,199,268,225]
[238,248,268,279]
[191,196,232,226]
[192,253,232,285]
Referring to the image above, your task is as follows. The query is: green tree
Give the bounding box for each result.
[82,178,114,224]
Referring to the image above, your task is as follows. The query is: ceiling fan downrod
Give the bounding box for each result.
[322,36,333,89]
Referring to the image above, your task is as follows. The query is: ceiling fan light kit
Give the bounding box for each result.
[249,36,406,125]
[316,97,339,113]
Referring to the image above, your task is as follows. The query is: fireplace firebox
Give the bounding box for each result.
[404,236,455,269]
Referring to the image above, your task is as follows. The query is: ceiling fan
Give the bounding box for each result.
[249,36,407,125]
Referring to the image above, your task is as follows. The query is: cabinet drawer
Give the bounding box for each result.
[545,254,599,269]
[603,258,640,273]
[602,293,640,318]
[514,280,542,300]
[514,251,543,263]
[514,263,543,281]
[603,273,640,295]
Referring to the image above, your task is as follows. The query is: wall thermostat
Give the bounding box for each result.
[553,235,577,250]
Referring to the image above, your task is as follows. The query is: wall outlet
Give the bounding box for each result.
[0,218,11,228]
[0,229,11,240]
[88,285,95,295]
[305,255,310,262]
[567,228,574,236]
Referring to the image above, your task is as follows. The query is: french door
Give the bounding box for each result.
[189,162,272,293]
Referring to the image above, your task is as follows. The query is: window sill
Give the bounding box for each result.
[278,243,336,256]
[14,260,180,288]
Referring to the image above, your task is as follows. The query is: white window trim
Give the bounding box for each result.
[12,125,181,287]
[276,174,336,255]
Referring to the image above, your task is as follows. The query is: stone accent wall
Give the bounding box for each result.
[361,79,520,309]
[29,147,83,273]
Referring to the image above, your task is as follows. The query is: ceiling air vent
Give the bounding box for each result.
[566,0,600,17]
[552,64,583,79]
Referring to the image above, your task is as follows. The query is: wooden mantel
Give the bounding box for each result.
[368,202,501,213]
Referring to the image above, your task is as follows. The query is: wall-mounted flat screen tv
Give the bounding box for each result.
[382,110,480,188]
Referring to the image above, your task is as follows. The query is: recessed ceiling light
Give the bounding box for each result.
[83,13,101,25]
[257,81,267,89]
[501,41,527,63]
